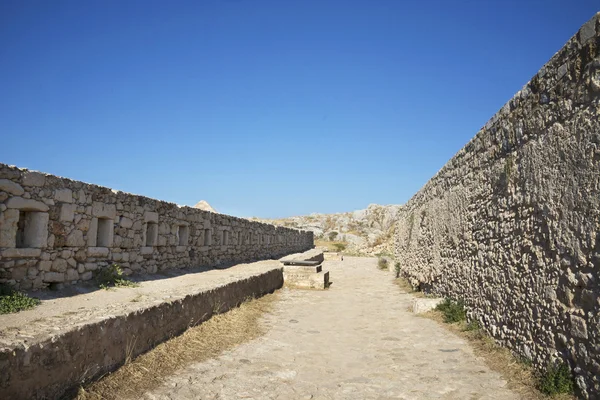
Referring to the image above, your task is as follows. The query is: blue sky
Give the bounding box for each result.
[0,1,597,218]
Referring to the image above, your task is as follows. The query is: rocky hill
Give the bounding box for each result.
[193,200,217,213]
[253,204,402,255]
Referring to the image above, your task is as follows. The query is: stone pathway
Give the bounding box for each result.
[144,257,520,400]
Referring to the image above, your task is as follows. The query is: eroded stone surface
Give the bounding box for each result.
[394,13,600,398]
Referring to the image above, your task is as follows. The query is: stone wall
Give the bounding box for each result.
[394,13,600,398]
[0,163,313,291]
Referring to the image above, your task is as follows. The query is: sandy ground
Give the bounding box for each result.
[143,257,521,400]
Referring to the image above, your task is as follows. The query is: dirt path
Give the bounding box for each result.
[143,257,520,400]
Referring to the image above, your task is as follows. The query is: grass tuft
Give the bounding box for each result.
[377,257,389,270]
[97,264,138,290]
[435,298,466,323]
[0,284,41,314]
[537,361,574,396]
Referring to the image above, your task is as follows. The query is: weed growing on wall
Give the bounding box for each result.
[464,319,481,332]
[97,264,138,290]
[0,284,40,314]
[538,362,574,396]
[435,298,467,323]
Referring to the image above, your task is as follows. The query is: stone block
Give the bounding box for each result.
[44,272,65,283]
[88,247,109,257]
[92,202,116,219]
[11,267,27,280]
[54,188,73,203]
[0,208,19,247]
[5,197,49,212]
[411,298,444,314]
[85,263,98,271]
[144,211,159,223]
[2,248,42,258]
[570,315,588,339]
[51,259,67,273]
[66,269,79,281]
[22,171,45,187]
[81,271,93,281]
[283,265,329,289]
[59,204,75,222]
[66,229,85,247]
[38,260,52,271]
[119,216,133,229]
[140,246,154,255]
[0,179,24,195]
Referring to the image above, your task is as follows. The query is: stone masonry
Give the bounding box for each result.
[0,163,313,291]
[395,13,600,398]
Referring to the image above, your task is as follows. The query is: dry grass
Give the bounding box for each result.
[76,293,278,400]
[421,310,575,400]
[314,239,347,253]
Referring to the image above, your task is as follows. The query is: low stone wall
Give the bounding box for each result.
[0,163,313,290]
[0,265,284,400]
[395,13,600,398]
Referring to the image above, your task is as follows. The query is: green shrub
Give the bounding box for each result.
[377,257,389,270]
[333,243,346,252]
[538,361,574,395]
[394,262,401,278]
[0,284,40,314]
[436,298,466,323]
[97,264,138,290]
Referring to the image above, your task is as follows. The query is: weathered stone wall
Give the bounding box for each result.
[0,163,313,290]
[395,13,600,398]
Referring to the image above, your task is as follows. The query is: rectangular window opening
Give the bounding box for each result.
[204,229,211,246]
[16,211,46,248]
[146,222,158,246]
[97,218,113,247]
[178,225,189,246]
[222,230,229,246]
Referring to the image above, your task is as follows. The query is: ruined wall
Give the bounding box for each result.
[395,13,600,398]
[0,164,313,290]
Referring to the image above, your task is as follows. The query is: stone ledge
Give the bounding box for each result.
[0,261,284,400]
[1,248,42,258]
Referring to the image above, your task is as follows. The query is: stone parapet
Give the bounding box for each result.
[0,163,313,290]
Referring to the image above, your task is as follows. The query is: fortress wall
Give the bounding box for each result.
[0,163,313,290]
[394,13,600,397]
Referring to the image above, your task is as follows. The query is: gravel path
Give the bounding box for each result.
[144,256,520,400]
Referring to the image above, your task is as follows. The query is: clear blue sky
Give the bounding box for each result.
[1,1,597,218]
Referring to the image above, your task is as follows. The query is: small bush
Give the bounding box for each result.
[333,243,346,252]
[0,284,41,314]
[537,361,574,395]
[97,264,138,290]
[394,262,401,278]
[377,257,389,270]
[436,298,466,323]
